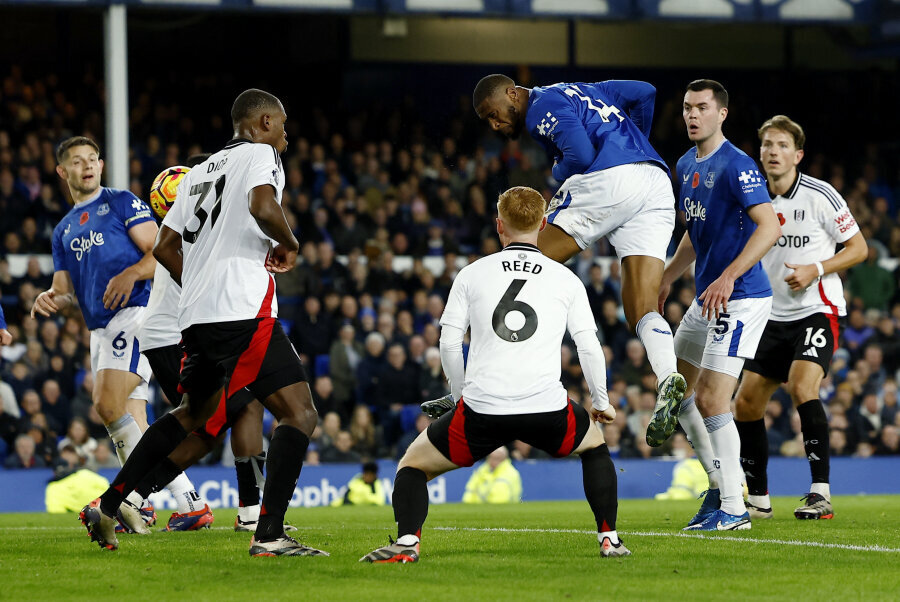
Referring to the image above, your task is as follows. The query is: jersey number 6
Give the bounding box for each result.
[492,279,538,343]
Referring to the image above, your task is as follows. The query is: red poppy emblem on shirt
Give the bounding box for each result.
[777,212,785,226]
[79,211,89,225]
[691,172,700,188]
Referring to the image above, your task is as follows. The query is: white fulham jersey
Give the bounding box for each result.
[440,242,597,415]
[162,139,284,330]
[763,172,859,321]
[139,263,181,351]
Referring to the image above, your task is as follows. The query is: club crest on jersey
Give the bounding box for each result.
[794,209,805,222]
[97,202,110,216]
[79,211,89,225]
[691,172,700,188]
[704,172,715,189]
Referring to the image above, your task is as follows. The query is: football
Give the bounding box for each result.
[149,165,190,220]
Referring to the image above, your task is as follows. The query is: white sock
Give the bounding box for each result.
[396,534,420,546]
[165,473,203,514]
[598,531,619,545]
[748,494,771,509]
[106,412,144,466]
[636,312,678,383]
[679,394,720,489]
[810,483,831,499]
[126,491,144,506]
[238,504,261,523]
[705,413,744,515]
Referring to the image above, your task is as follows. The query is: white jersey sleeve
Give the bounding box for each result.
[246,144,283,196]
[440,269,470,332]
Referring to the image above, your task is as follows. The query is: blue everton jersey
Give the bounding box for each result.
[675,140,772,301]
[526,81,668,183]
[51,187,155,330]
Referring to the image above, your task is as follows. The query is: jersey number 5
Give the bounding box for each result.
[492,279,538,343]
[182,174,226,243]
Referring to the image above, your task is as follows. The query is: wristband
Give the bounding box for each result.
[815,261,825,278]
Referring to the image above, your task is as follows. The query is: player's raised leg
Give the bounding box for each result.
[734,370,781,519]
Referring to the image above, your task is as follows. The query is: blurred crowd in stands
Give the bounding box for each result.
[1,65,899,474]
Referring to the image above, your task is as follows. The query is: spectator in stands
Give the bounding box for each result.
[4,433,45,469]
[40,379,69,433]
[849,247,894,311]
[332,461,386,506]
[462,446,522,504]
[292,296,333,366]
[374,343,420,445]
[419,346,448,402]
[329,324,364,412]
[348,405,379,459]
[320,430,362,464]
[355,332,386,406]
[620,340,653,388]
[875,425,899,455]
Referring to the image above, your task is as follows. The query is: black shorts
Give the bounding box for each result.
[744,312,841,383]
[143,344,258,439]
[179,317,308,413]
[427,398,591,467]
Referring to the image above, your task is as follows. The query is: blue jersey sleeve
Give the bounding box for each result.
[599,80,656,138]
[0,305,6,330]
[51,222,67,273]
[727,156,769,210]
[535,91,596,182]
[114,191,154,231]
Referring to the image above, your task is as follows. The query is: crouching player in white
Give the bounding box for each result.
[33,136,202,528]
[362,186,627,563]
[734,116,867,520]
[658,80,781,530]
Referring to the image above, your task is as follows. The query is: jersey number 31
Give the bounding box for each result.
[183,175,226,243]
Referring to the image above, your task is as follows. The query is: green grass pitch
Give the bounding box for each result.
[1,496,898,601]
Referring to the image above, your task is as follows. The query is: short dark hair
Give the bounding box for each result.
[231,89,283,128]
[56,136,100,164]
[686,79,729,109]
[362,461,378,474]
[186,153,211,168]
[473,74,514,110]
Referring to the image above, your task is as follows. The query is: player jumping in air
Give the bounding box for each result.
[473,74,685,447]
[659,80,781,531]
[80,90,325,557]
[734,115,866,520]
[362,186,627,563]
[33,136,203,528]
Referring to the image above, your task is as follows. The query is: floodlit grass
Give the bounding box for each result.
[1,496,897,601]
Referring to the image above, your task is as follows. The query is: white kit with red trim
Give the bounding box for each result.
[762,173,859,322]
[161,139,284,330]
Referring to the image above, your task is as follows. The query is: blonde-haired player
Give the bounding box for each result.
[363,186,628,563]
[734,115,867,520]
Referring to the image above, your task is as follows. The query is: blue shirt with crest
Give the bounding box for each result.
[51,187,155,330]
[675,139,772,301]
[525,81,668,182]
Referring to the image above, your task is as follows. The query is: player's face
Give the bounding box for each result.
[683,90,726,144]
[759,128,803,179]
[477,92,524,140]
[266,108,288,154]
[59,145,103,197]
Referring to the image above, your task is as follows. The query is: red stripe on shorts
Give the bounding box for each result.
[227,318,275,397]
[556,401,577,457]
[448,398,473,467]
[176,349,188,395]
[817,281,840,343]
[203,389,229,437]
[256,276,275,318]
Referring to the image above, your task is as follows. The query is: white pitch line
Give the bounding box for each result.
[431,526,900,554]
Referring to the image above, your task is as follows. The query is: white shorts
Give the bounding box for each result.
[546,162,675,261]
[673,297,772,379]
[90,306,152,401]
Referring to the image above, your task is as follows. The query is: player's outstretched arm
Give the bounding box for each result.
[104,220,158,310]
[32,271,75,318]
[699,203,781,320]
[154,225,184,286]
[784,231,867,292]
[658,233,696,314]
[249,184,299,273]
